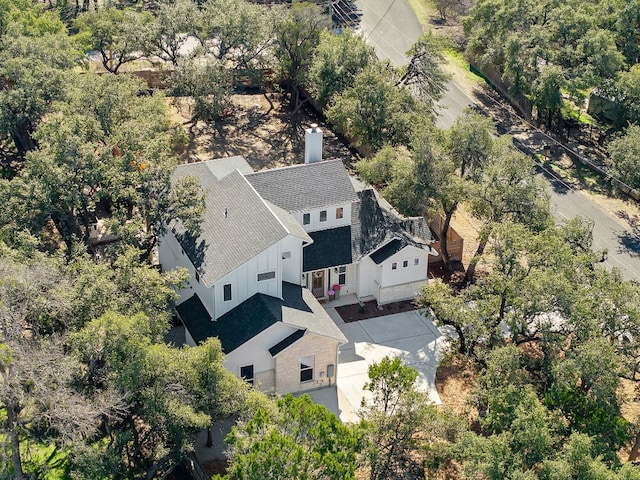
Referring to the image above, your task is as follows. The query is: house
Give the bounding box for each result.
[245,160,437,305]
[159,146,436,394]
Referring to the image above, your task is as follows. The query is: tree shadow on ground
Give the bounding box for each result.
[178,93,354,171]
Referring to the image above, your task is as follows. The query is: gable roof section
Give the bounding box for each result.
[178,282,345,353]
[203,155,254,179]
[352,188,433,262]
[369,238,405,264]
[265,200,313,244]
[269,329,305,356]
[282,286,346,343]
[170,165,290,285]
[175,293,212,343]
[245,160,358,212]
[303,226,352,271]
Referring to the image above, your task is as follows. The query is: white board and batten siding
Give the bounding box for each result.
[213,241,283,319]
[158,232,215,316]
[280,235,304,285]
[292,203,352,233]
[357,255,380,298]
[379,244,429,288]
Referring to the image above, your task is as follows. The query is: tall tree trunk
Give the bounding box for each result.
[7,404,25,480]
[11,122,36,155]
[262,89,274,115]
[206,425,213,448]
[439,206,456,271]
[464,225,491,285]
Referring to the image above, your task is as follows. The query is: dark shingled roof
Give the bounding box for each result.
[246,160,358,212]
[369,238,405,264]
[269,329,305,356]
[352,188,434,261]
[303,226,352,272]
[175,293,212,344]
[176,282,346,353]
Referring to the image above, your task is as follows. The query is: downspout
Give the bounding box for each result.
[211,283,218,322]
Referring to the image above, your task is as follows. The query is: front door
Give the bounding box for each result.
[311,270,324,298]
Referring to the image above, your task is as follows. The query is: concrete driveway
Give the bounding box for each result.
[314,308,448,423]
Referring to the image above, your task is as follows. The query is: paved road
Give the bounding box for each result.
[355,0,640,282]
[354,0,470,127]
[539,166,640,282]
[356,0,421,66]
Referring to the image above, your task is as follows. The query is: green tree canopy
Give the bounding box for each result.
[221,394,360,480]
[607,124,640,189]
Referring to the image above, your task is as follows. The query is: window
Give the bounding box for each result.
[257,271,276,281]
[319,210,327,222]
[403,260,408,268]
[303,213,310,225]
[223,284,232,301]
[414,258,420,266]
[391,262,397,270]
[300,355,314,382]
[336,207,344,219]
[240,365,254,385]
[338,265,346,285]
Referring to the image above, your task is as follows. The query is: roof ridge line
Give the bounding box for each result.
[239,172,292,238]
[245,159,343,176]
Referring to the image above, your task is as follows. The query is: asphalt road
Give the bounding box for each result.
[540,167,640,282]
[355,0,422,66]
[355,0,640,282]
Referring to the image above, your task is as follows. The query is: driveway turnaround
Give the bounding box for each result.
[332,309,447,423]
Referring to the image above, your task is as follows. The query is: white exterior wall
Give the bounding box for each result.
[357,256,379,298]
[321,263,357,296]
[213,242,283,319]
[280,236,304,285]
[158,232,215,316]
[292,203,352,233]
[379,245,429,288]
[225,323,296,390]
[185,328,196,347]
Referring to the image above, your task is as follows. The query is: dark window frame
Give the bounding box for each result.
[300,355,314,383]
[338,265,346,285]
[240,365,254,385]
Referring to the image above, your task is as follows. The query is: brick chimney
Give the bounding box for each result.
[304,123,323,164]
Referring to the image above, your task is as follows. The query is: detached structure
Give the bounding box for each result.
[160,129,436,394]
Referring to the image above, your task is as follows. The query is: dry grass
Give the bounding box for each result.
[435,355,479,424]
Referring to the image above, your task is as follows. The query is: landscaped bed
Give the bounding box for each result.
[335,299,418,323]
